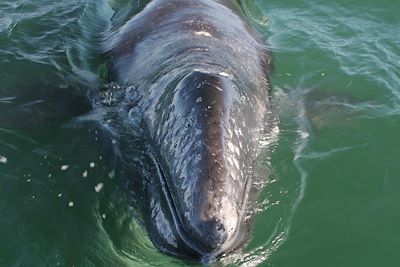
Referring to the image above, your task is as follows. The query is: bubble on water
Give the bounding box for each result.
[89,162,95,168]
[68,201,74,207]
[61,165,69,171]
[82,170,88,178]
[0,155,7,164]
[94,183,104,193]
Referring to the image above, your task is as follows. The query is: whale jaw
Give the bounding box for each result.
[149,150,250,262]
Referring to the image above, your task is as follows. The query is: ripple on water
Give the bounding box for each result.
[0,17,13,33]
[265,2,400,108]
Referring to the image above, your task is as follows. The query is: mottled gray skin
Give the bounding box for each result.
[104,0,271,262]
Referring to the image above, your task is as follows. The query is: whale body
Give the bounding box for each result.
[104,0,271,262]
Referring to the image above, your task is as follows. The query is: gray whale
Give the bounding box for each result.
[104,0,271,262]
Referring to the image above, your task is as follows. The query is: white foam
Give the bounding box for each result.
[61,165,69,171]
[0,155,7,164]
[94,183,104,193]
[108,170,115,179]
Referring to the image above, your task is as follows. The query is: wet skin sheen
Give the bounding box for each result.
[104,0,271,262]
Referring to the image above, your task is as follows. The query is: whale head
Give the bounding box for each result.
[142,70,268,262]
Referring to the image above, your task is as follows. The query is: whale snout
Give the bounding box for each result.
[163,167,249,261]
[183,198,240,254]
[169,198,246,263]
[187,215,230,252]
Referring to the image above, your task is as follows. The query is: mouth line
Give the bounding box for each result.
[149,150,205,256]
[148,148,249,260]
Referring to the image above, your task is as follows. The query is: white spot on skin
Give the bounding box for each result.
[234,127,243,138]
[232,158,240,170]
[0,155,7,164]
[234,145,240,156]
[194,31,212,37]
[227,141,237,154]
[226,157,234,170]
[94,183,104,193]
[61,165,69,171]
[218,72,230,77]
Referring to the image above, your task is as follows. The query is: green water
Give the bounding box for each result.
[1,0,399,266]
